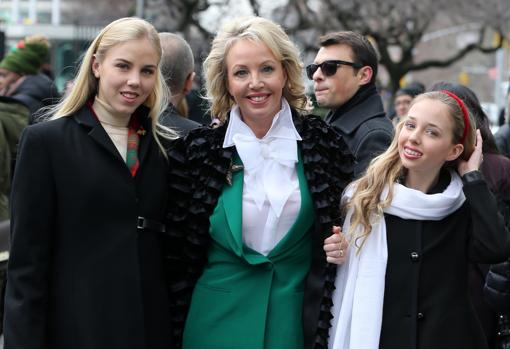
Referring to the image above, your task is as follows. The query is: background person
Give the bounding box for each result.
[495,90,510,158]
[0,35,59,124]
[158,32,200,136]
[0,96,29,221]
[392,82,425,126]
[308,31,393,177]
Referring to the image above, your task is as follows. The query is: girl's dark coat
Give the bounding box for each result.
[379,171,510,349]
[5,105,173,349]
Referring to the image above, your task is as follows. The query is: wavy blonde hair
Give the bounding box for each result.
[345,91,476,249]
[48,17,176,144]
[203,16,308,122]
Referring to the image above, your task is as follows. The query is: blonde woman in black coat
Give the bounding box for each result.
[4,17,177,349]
[326,91,510,349]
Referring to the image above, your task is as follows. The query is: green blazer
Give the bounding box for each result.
[183,158,315,349]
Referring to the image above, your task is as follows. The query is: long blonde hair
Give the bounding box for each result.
[203,16,308,122]
[49,17,176,144]
[345,91,476,249]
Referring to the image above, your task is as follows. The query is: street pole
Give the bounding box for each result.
[52,0,60,25]
[29,0,36,24]
[495,48,505,115]
[11,0,20,24]
[136,0,145,19]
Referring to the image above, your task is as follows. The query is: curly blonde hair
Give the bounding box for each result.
[345,91,476,250]
[203,16,308,122]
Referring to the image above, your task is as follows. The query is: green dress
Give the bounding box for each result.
[183,156,315,349]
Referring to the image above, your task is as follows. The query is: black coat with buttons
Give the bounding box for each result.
[4,105,174,349]
[378,170,510,349]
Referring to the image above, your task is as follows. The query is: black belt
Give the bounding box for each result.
[137,216,166,233]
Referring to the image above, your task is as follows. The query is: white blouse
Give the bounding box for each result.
[223,99,303,256]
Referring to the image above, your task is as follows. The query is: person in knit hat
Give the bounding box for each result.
[0,35,59,123]
[392,81,425,126]
[0,35,49,73]
[0,35,49,91]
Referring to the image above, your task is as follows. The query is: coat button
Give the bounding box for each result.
[410,252,420,261]
[417,312,424,320]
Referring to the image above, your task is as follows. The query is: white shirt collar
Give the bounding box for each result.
[222,98,302,148]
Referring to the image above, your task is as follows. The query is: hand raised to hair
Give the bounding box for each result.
[324,225,349,265]
[458,129,483,177]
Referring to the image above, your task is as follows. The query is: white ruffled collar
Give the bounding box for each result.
[222,98,301,148]
[222,99,302,217]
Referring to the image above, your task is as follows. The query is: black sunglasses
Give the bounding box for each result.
[305,60,363,80]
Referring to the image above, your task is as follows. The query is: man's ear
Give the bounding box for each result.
[182,72,195,95]
[358,66,373,86]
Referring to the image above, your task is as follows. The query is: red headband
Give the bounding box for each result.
[440,90,470,145]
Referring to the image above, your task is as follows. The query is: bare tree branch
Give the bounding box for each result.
[247,0,260,17]
[411,28,504,72]
[141,0,510,95]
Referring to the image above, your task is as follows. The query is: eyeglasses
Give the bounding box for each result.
[305,60,363,80]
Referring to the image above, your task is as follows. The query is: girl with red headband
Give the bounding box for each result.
[325,91,510,349]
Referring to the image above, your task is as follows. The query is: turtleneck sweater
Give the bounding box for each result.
[92,97,131,161]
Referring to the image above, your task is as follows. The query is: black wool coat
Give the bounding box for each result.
[379,171,510,349]
[159,104,201,137]
[495,123,510,158]
[4,105,173,349]
[326,86,393,178]
[165,111,354,349]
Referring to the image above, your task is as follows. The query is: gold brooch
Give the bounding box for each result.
[226,160,244,186]
[137,128,146,136]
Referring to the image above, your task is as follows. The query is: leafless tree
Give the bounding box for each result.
[143,0,510,94]
[147,0,229,39]
[63,0,136,26]
[276,0,508,93]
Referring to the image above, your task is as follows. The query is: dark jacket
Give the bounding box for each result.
[159,104,201,137]
[10,73,59,124]
[469,152,510,346]
[483,153,510,315]
[379,171,510,349]
[485,258,510,313]
[0,96,29,220]
[326,83,393,178]
[4,105,174,349]
[166,112,354,349]
[495,124,510,158]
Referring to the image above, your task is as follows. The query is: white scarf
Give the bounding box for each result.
[329,171,466,349]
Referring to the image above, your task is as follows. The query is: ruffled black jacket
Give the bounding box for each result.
[165,111,353,349]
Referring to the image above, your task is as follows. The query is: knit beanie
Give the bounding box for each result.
[396,82,425,98]
[0,35,50,75]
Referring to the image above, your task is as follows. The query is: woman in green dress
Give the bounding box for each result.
[167,16,352,349]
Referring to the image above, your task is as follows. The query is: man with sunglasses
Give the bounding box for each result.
[307,31,393,177]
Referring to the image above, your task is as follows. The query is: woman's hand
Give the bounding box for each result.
[458,129,483,177]
[324,225,348,265]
